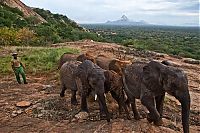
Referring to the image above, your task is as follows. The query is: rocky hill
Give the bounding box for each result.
[0,0,101,46]
[0,0,46,23]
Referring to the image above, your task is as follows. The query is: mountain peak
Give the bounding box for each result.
[121,15,129,21]
[105,15,149,26]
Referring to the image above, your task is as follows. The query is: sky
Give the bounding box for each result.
[21,0,199,26]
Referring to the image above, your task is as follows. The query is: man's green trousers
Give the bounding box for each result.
[14,66,27,84]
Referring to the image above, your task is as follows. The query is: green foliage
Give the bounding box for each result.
[0,3,25,28]
[84,24,200,60]
[0,55,12,74]
[0,27,38,46]
[0,47,79,74]
[0,4,102,46]
[0,27,17,45]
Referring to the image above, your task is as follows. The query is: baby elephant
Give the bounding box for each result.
[60,61,82,105]
[75,60,130,122]
[104,70,130,119]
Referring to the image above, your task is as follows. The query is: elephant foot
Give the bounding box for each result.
[147,113,162,126]
[147,113,154,123]
[100,112,112,121]
[60,92,65,97]
[154,118,163,126]
[134,114,141,120]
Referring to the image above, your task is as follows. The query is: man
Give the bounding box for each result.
[11,53,28,84]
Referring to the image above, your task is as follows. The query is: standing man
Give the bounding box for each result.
[11,53,28,84]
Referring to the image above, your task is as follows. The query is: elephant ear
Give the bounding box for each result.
[104,70,114,91]
[104,70,112,82]
[142,61,166,91]
[142,64,151,82]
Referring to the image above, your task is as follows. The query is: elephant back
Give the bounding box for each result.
[124,62,146,81]
[106,70,123,92]
[58,53,78,69]
[96,55,112,70]
[76,53,95,63]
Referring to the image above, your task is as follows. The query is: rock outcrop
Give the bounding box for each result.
[1,0,47,23]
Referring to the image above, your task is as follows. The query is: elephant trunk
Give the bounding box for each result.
[178,91,190,133]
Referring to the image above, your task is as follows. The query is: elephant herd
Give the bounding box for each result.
[58,52,190,133]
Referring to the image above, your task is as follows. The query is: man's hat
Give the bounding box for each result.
[12,53,18,56]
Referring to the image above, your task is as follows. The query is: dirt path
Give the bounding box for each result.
[0,41,199,133]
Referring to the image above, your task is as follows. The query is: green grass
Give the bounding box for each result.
[0,47,79,75]
[0,56,12,74]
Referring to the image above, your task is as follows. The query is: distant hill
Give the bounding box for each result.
[106,15,149,26]
[0,0,102,46]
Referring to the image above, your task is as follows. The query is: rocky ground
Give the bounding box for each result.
[0,41,199,133]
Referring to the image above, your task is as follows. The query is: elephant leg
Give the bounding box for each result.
[141,93,162,125]
[97,97,106,118]
[155,94,165,117]
[111,91,131,120]
[130,99,141,120]
[110,91,122,114]
[98,93,110,122]
[125,92,140,120]
[81,92,89,112]
[154,94,165,125]
[71,90,78,105]
[120,97,131,120]
[60,84,66,97]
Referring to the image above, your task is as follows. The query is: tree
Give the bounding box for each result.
[0,27,17,46]
[16,28,37,45]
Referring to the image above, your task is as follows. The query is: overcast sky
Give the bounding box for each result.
[21,0,199,26]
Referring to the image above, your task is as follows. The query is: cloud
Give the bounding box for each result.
[21,0,199,26]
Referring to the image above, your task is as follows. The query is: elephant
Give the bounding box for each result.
[123,61,190,133]
[95,54,131,75]
[75,60,130,122]
[58,53,78,69]
[104,70,130,119]
[76,52,96,63]
[59,61,82,105]
[58,52,95,70]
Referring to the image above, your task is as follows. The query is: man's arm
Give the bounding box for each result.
[11,61,15,71]
[20,62,25,69]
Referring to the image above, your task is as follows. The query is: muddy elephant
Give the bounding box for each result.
[104,70,130,119]
[58,52,95,70]
[76,52,95,63]
[58,53,78,69]
[59,61,82,105]
[75,60,130,122]
[123,61,190,133]
[95,55,131,75]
